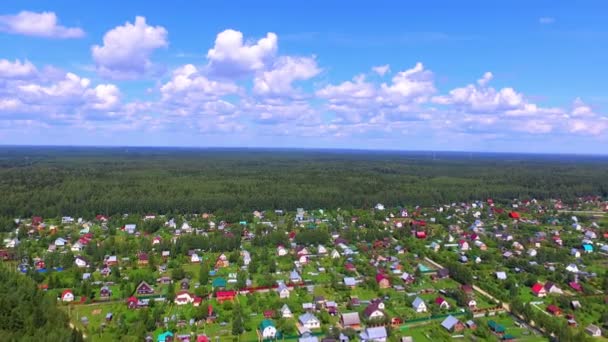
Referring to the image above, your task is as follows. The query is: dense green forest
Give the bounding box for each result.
[0,265,83,341]
[0,147,607,218]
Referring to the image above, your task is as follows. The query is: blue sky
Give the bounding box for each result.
[0,0,607,153]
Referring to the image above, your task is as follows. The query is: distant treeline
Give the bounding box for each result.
[0,147,607,219]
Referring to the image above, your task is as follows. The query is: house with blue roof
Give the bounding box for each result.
[157,331,173,342]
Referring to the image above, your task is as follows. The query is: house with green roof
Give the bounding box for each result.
[157,331,173,342]
[259,319,277,340]
[488,320,505,334]
[212,277,227,289]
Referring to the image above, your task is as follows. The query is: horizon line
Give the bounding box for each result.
[1,144,608,157]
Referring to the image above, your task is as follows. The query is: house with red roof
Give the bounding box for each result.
[547,305,562,316]
[435,297,450,309]
[61,289,74,302]
[216,290,236,303]
[531,283,547,297]
[569,282,583,292]
[375,273,390,289]
[509,211,521,219]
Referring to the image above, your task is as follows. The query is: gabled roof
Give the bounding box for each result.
[341,312,361,326]
[299,312,319,324]
[412,297,425,308]
[441,315,460,330]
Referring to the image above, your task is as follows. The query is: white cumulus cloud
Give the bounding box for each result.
[206,29,278,77]
[92,16,168,80]
[0,11,84,38]
[253,56,320,96]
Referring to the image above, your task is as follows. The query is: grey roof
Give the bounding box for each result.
[441,315,460,330]
[343,277,356,286]
[299,336,319,342]
[277,281,289,292]
[299,312,319,325]
[290,270,302,280]
[341,312,360,326]
[412,296,425,308]
[360,327,387,341]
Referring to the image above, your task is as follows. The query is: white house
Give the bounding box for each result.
[566,264,579,273]
[241,250,251,266]
[124,224,136,234]
[74,256,88,268]
[412,297,427,313]
[61,290,74,302]
[585,324,602,337]
[174,291,194,305]
[280,304,293,318]
[330,249,341,259]
[191,253,201,263]
[299,313,321,329]
[375,203,385,211]
[259,320,277,339]
[317,245,328,255]
[54,237,67,247]
[61,217,74,224]
[571,249,581,258]
[277,282,290,299]
[277,245,288,256]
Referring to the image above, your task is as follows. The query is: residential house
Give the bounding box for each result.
[547,305,562,316]
[135,281,155,295]
[441,315,465,332]
[73,255,88,268]
[318,245,328,255]
[401,272,415,284]
[412,297,427,313]
[344,277,356,288]
[359,326,387,342]
[216,290,236,302]
[585,324,602,337]
[61,289,74,302]
[362,300,386,320]
[280,304,293,318]
[241,250,251,266]
[277,245,288,256]
[55,237,67,247]
[544,282,563,295]
[571,249,581,258]
[375,274,390,289]
[138,252,149,266]
[212,277,227,289]
[174,291,194,305]
[299,313,321,330]
[531,283,547,297]
[330,249,341,259]
[435,297,450,310]
[100,286,112,299]
[340,312,361,330]
[290,270,302,283]
[124,224,136,234]
[496,272,507,280]
[191,253,201,263]
[105,255,118,266]
[277,282,290,298]
[459,240,470,251]
[215,253,229,268]
[71,241,84,252]
[566,264,579,273]
[259,320,277,339]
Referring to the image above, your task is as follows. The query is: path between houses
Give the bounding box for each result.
[423,257,508,311]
